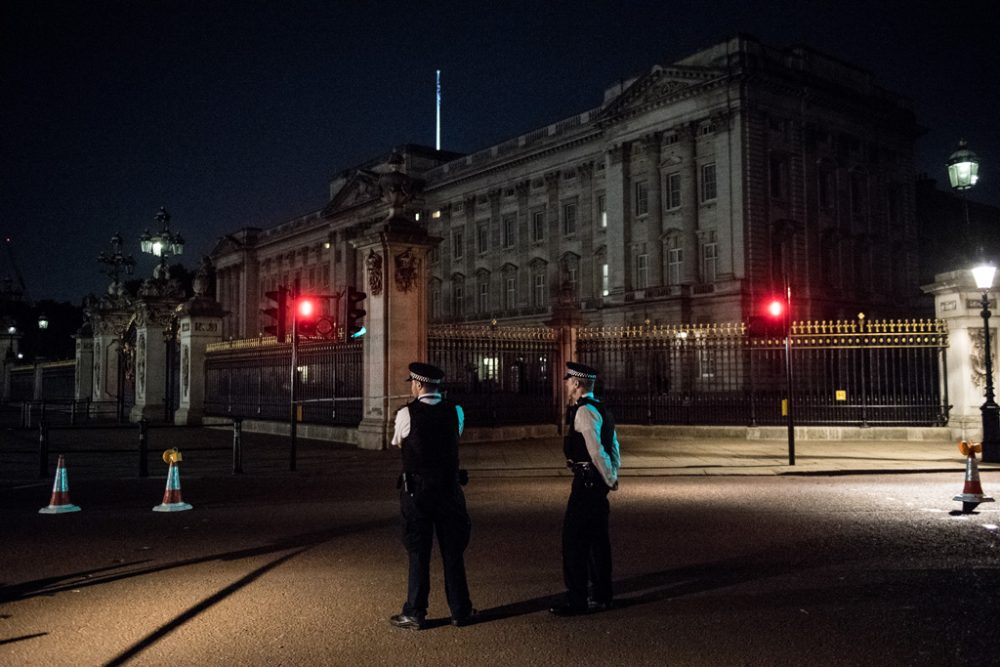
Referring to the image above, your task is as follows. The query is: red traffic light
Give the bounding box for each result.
[766,299,784,318]
[297,298,316,319]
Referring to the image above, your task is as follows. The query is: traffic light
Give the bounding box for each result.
[346,286,367,338]
[262,287,288,343]
[296,296,318,337]
[748,297,789,338]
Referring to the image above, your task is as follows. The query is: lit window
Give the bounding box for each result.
[597,194,607,228]
[602,263,609,296]
[432,210,442,219]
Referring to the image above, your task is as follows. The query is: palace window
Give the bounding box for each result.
[597,194,607,229]
[453,229,464,260]
[453,283,464,317]
[635,180,649,216]
[430,281,442,319]
[667,236,683,286]
[532,209,545,243]
[505,275,517,311]
[478,279,489,314]
[666,172,681,209]
[563,202,577,236]
[477,222,489,254]
[602,263,609,296]
[636,251,648,290]
[701,230,718,283]
[502,214,516,248]
[700,164,717,202]
[533,272,547,308]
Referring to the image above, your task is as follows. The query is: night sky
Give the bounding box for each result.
[3,0,998,303]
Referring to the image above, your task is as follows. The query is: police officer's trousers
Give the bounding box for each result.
[561,476,612,609]
[400,479,472,618]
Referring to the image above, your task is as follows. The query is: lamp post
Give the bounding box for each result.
[972,261,999,461]
[947,139,980,250]
[140,207,185,278]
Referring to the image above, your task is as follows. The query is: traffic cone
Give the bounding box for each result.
[39,454,81,514]
[153,460,193,512]
[954,440,994,513]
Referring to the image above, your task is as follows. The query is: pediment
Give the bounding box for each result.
[323,170,381,217]
[598,66,715,120]
[209,234,245,258]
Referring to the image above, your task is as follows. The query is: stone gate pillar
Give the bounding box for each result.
[923,269,999,441]
[74,328,94,402]
[351,153,439,450]
[548,282,583,434]
[175,264,226,425]
[352,232,437,450]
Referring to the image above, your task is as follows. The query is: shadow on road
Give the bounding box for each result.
[475,557,799,625]
[0,518,395,603]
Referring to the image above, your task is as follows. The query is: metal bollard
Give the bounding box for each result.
[232,418,244,474]
[38,420,49,479]
[138,418,149,478]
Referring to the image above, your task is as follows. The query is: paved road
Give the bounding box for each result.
[3,461,1000,666]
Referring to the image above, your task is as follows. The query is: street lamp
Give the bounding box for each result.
[140,207,185,278]
[947,139,980,245]
[972,260,999,461]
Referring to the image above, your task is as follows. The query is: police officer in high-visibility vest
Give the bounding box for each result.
[389,362,476,630]
[550,362,621,616]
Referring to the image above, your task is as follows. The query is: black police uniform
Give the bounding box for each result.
[398,396,473,623]
[560,395,617,611]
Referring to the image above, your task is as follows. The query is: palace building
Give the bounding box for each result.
[211,35,921,339]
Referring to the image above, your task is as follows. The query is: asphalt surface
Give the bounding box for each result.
[3,426,1000,666]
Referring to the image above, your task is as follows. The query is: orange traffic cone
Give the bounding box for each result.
[954,440,994,513]
[153,459,192,512]
[39,454,81,514]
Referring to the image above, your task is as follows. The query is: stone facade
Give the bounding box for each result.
[212,36,920,337]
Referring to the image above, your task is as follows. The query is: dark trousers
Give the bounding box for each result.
[400,481,472,618]
[561,477,612,609]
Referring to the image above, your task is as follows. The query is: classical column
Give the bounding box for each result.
[644,134,664,287]
[923,270,999,441]
[577,162,595,301]
[605,143,631,297]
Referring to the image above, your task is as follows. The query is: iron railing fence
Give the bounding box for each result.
[428,323,560,427]
[204,336,363,426]
[7,361,76,402]
[576,318,948,426]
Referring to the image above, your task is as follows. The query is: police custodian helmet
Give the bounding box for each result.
[564,362,599,381]
[405,362,445,384]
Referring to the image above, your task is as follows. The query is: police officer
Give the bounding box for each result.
[550,361,621,616]
[389,362,476,630]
